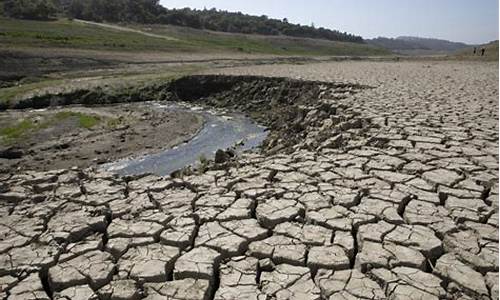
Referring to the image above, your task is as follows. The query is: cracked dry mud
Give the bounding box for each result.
[0,61,498,299]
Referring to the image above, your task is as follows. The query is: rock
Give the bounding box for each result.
[0,191,26,203]
[0,147,23,159]
[215,149,231,164]
[259,258,275,272]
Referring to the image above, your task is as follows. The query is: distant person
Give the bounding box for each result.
[481,48,485,56]
[473,47,477,55]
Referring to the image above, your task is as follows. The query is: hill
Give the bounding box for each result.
[0,17,387,56]
[452,40,499,60]
[0,17,389,99]
[1,0,363,43]
[367,36,470,55]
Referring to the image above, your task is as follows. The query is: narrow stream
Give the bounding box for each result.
[102,102,268,176]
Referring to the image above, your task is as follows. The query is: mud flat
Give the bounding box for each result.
[103,102,268,176]
[0,103,204,172]
[0,61,498,300]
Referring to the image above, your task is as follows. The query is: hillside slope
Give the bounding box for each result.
[0,17,389,102]
[1,0,364,43]
[0,17,388,56]
[452,40,499,60]
[367,36,470,55]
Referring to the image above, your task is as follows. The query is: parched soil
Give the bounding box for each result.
[0,104,203,172]
[0,60,498,300]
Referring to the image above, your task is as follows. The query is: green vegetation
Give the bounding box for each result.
[0,18,388,55]
[0,111,100,144]
[0,17,194,51]
[0,119,36,141]
[2,0,57,20]
[53,111,100,128]
[2,0,363,43]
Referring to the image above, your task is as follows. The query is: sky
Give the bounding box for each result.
[159,0,499,44]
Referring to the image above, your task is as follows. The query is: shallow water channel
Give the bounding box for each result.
[103,102,268,176]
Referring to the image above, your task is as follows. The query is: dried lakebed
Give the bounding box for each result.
[103,102,268,176]
[0,64,498,300]
[0,104,204,172]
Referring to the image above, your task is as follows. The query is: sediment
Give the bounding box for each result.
[0,61,498,299]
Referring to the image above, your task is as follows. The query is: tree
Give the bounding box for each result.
[3,0,58,20]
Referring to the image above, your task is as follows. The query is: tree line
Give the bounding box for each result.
[0,0,364,43]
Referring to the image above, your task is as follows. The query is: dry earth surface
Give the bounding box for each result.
[0,60,498,300]
[0,105,203,172]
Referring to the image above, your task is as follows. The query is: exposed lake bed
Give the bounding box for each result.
[0,102,207,173]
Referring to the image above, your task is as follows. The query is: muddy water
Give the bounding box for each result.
[102,102,267,176]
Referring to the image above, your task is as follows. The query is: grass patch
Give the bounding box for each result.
[53,111,101,129]
[0,17,389,56]
[0,119,35,141]
[0,18,194,52]
[0,111,101,144]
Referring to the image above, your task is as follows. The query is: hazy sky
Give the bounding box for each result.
[160,0,499,44]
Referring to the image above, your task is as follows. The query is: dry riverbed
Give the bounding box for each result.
[0,104,203,172]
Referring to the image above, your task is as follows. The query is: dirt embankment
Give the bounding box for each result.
[0,75,368,174]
